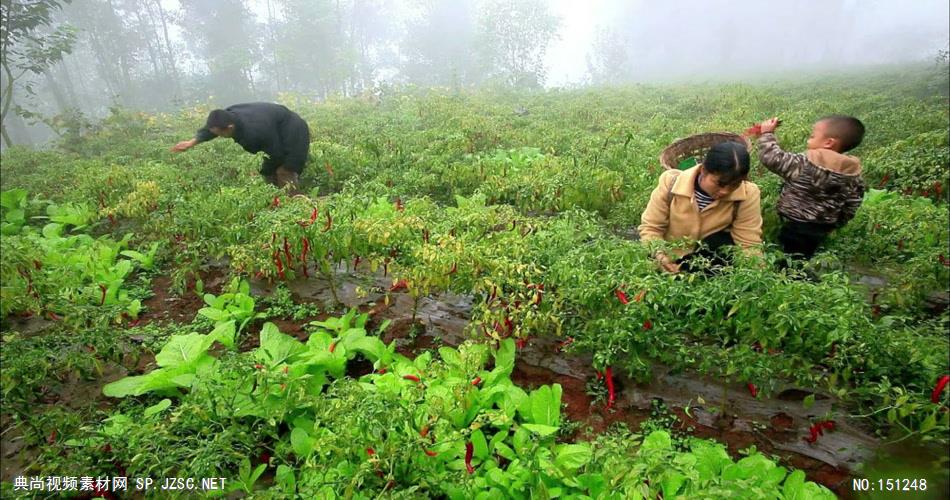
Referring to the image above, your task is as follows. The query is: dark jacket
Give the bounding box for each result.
[196,102,310,174]
[757,133,865,227]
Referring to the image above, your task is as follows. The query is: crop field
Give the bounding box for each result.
[1,66,948,498]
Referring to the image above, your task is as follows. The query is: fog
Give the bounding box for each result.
[1,0,947,147]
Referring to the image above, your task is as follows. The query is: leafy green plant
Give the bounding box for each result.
[198,278,266,333]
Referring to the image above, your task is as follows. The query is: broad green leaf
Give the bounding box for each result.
[276,465,295,492]
[577,473,606,497]
[348,336,389,363]
[660,471,686,498]
[521,424,559,437]
[439,347,462,367]
[494,338,515,374]
[256,323,306,366]
[210,321,237,349]
[641,431,672,454]
[290,427,313,457]
[783,470,806,499]
[143,399,172,417]
[155,333,215,368]
[472,429,489,460]
[554,443,591,469]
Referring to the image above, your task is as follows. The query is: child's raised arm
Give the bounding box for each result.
[753,118,809,181]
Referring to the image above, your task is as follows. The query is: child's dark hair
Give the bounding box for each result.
[819,115,865,152]
[703,141,750,187]
[206,109,237,129]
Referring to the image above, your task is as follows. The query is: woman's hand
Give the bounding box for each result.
[656,252,681,273]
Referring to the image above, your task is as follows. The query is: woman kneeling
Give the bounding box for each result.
[639,142,763,273]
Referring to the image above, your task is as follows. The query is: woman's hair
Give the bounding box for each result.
[703,141,750,187]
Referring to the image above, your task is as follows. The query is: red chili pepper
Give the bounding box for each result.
[939,254,949,267]
[283,366,289,374]
[932,375,950,404]
[595,370,603,381]
[419,425,430,438]
[259,451,271,464]
[323,212,332,232]
[935,181,944,197]
[615,288,630,305]
[471,377,482,386]
[395,197,404,211]
[403,374,421,382]
[254,364,264,370]
[390,279,408,292]
[376,368,387,374]
[605,366,616,408]
[747,383,758,398]
[272,196,280,208]
[871,304,882,318]
[804,425,820,444]
[99,284,107,306]
[128,319,141,327]
[515,338,528,349]
[423,229,430,243]
[643,319,653,330]
[325,161,334,176]
[107,213,116,227]
[742,124,762,137]
[280,383,286,391]
[328,342,337,353]
[47,429,57,444]
[283,237,294,264]
[819,420,835,432]
[447,262,457,275]
[424,449,437,457]
[366,447,376,456]
[634,289,647,302]
[274,252,285,280]
[556,337,574,352]
[504,317,514,335]
[353,255,361,268]
[464,442,475,474]
[47,311,61,321]
[877,173,890,188]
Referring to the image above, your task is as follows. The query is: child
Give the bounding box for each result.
[752,115,865,259]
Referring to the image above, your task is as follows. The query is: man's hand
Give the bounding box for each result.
[170,138,198,152]
[759,117,782,134]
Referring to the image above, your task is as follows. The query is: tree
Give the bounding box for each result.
[475,0,560,88]
[586,26,632,85]
[0,0,76,147]
[179,0,260,104]
[401,0,479,88]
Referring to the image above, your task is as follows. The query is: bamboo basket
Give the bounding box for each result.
[659,132,751,170]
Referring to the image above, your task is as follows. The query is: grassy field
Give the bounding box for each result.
[1,65,947,498]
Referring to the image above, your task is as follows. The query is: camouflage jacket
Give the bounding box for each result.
[757,133,865,227]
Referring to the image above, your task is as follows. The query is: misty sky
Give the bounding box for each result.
[544,0,950,84]
[181,0,948,87]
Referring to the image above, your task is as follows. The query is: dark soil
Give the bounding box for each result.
[139,267,229,325]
